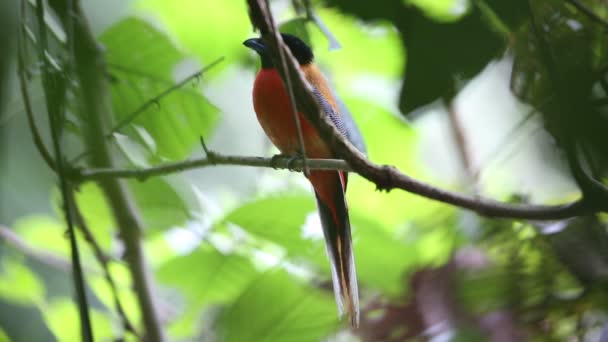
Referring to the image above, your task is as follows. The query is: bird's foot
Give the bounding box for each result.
[286,153,304,172]
[270,153,304,171]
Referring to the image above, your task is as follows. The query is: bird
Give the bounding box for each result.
[243,33,364,327]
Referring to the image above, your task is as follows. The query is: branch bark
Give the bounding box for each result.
[77,149,586,221]
[245,0,591,220]
[77,154,351,181]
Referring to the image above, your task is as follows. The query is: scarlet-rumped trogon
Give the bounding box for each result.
[244,33,365,327]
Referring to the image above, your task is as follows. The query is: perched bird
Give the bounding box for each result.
[243,33,364,327]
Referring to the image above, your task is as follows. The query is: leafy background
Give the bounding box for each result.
[1,0,607,341]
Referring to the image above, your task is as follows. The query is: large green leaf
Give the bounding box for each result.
[157,245,258,338]
[75,179,191,235]
[218,269,339,342]
[223,194,320,261]
[138,0,250,73]
[41,298,114,342]
[310,8,403,81]
[99,17,219,160]
[0,327,9,342]
[350,212,417,296]
[12,215,69,257]
[0,259,45,306]
[224,194,417,296]
[128,178,191,233]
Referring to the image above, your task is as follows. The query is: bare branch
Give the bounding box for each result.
[77,148,585,220]
[78,154,351,181]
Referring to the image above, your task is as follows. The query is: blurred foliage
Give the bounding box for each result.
[1,0,608,341]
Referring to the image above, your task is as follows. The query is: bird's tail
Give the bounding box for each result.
[311,170,359,327]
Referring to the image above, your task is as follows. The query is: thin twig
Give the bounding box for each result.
[69,192,139,338]
[34,0,93,340]
[446,101,478,189]
[476,106,539,175]
[303,0,341,50]
[110,57,225,134]
[69,58,225,164]
[566,0,608,29]
[17,3,56,171]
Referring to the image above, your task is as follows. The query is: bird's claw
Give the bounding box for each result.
[270,153,304,171]
[286,153,304,172]
[270,154,284,170]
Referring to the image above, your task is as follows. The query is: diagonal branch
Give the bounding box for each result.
[566,0,608,28]
[245,0,592,220]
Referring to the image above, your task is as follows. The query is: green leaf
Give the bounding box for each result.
[13,215,69,257]
[73,184,114,250]
[99,17,220,160]
[0,259,45,306]
[42,298,114,342]
[128,177,191,233]
[350,212,417,296]
[137,0,250,74]
[224,194,324,264]
[0,327,9,342]
[406,0,470,21]
[219,269,339,342]
[279,18,312,47]
[75,179,191,235]
[157,245,258,338]
[310,8,403,80]
[224,194,416,296]
[88,262,140,329]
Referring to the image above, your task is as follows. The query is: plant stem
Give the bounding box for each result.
[49,0,167,340]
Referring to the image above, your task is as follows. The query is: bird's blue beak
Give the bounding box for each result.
[243,38,266,55]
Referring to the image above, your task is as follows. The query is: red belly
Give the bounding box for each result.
[252,68,331,158]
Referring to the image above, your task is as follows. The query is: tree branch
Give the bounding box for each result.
[245,0,592,220]
[33,0,93,340]
[76,148,586,220]
[566,0,608,29]
[48,0,167,340]
[68,191,139,339]
[77,154,350,181]
[17,1,56,171]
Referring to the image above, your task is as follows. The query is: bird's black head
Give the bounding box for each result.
[243,33,314,69]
